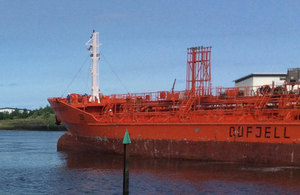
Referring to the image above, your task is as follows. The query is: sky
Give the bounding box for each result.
[0,0,300,109]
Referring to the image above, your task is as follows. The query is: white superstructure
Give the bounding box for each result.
[235,73,286,87]
[86,31,100,103]
[234,73,286,95]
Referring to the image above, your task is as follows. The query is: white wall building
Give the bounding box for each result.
[235,73,286,87]
[234,73,286,96]
[0,108,29,114]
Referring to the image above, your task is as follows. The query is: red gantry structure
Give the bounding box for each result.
[186,46,212,96]
[48,31,300,165]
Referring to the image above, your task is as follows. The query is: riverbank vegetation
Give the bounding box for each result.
[0,106,65,131]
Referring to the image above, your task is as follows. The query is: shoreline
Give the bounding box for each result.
[0,129,66,131]
[0,118,66,131]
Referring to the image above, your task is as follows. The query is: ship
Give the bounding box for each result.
[48,31,300,166]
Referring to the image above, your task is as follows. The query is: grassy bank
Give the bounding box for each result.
[0,106,66,131]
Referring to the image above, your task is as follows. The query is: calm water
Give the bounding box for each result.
[0,130,299,195]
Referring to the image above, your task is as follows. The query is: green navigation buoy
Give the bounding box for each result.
[123,129,131,144]
[123,129,131,195]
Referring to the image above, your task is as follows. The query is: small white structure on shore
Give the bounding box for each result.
[0,107,30,114]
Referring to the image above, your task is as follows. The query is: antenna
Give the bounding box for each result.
[171,78,176,93]
[86,31,100,103]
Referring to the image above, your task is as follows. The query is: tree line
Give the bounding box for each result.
[0,106,54,120]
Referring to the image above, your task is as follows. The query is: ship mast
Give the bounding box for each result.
[86,30,100,103]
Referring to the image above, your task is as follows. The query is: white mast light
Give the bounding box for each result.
[86,30,100,103]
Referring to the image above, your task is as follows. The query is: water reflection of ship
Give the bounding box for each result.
[61,151,300,188]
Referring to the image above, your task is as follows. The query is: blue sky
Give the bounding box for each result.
[0,0,300,109]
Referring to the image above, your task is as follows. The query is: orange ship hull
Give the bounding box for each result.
[49,98,300,166]
[49,42,300,165]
